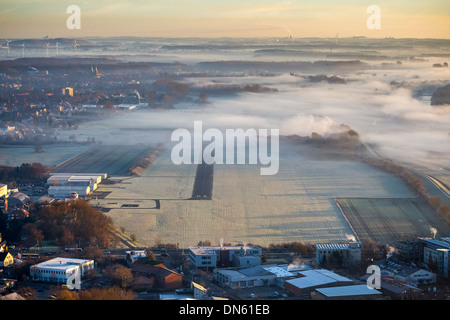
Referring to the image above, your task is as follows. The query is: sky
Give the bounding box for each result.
[0,0,449,39]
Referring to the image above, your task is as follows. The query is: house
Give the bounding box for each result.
[7,208,29,220]
[0,278,17,293]
[131,263,183,290]
[0,252,14,268]
[126,250,147,267]
[7,192,30,210]
[0,184,7,198]
[192,281,208,300]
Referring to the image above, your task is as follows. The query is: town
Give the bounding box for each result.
[1,35,450,302]
[1,176,449,300]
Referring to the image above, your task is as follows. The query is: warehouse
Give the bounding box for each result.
[373,258,436,286]
[46,173,107,198]
[48,185,91,198]
[313,284,382,300]
[284,269,354,298]
[214,266,277,289]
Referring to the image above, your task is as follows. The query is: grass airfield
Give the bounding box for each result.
[90,140,421,247]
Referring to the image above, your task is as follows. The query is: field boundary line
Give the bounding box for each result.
[51,146,96,172]
[334,198,360,243]
[424,175,450,197]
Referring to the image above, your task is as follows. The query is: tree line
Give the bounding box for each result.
[22,200,114,248]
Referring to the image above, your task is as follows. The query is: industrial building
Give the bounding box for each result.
[46,173,107,198]
[316,242,361,267]
[313,284,382,300]
[188,245,262,269]
[213,263,312,289]
[360,274,423,299]
[30,257,94,284]
[373,258,436,286]
[48,185,90,198]
[214,266,277,289]
[284,269,354,298]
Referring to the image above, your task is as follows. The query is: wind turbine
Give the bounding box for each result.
[20,43,25,58]
[45,42,50,57]
[2,38,11,56]
[56,42,60,55]
[73,40,79,55]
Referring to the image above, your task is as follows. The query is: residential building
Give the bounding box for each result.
[7,192,30,210]
[419,237,450,278]
[394,240,423,263]
[30,257,94,284]
[0,252,14,268]
[7,208,29,220]
[192,281,208,300]
[131,263,183,290]
[0,184,7,198]
[0,278,17,294]
[62,87,74,97]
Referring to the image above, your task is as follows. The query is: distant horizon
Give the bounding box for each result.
[4,36,450,40]
[1,1,449,40]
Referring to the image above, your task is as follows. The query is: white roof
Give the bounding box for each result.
[262,264,311,278]
[32,257,93,271]
[317,244,350,250]
[286,269,352,289]
[159,294,195,300]
[189,245,260,255]
[316,285,382,297]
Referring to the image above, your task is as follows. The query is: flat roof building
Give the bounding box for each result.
[419,237,450,278]
[316,242,361,267]
[189,245,262,269]
[30,257,94,285]
[284,269,354,298]
[314,284,382,300]
[214,266,277,289]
